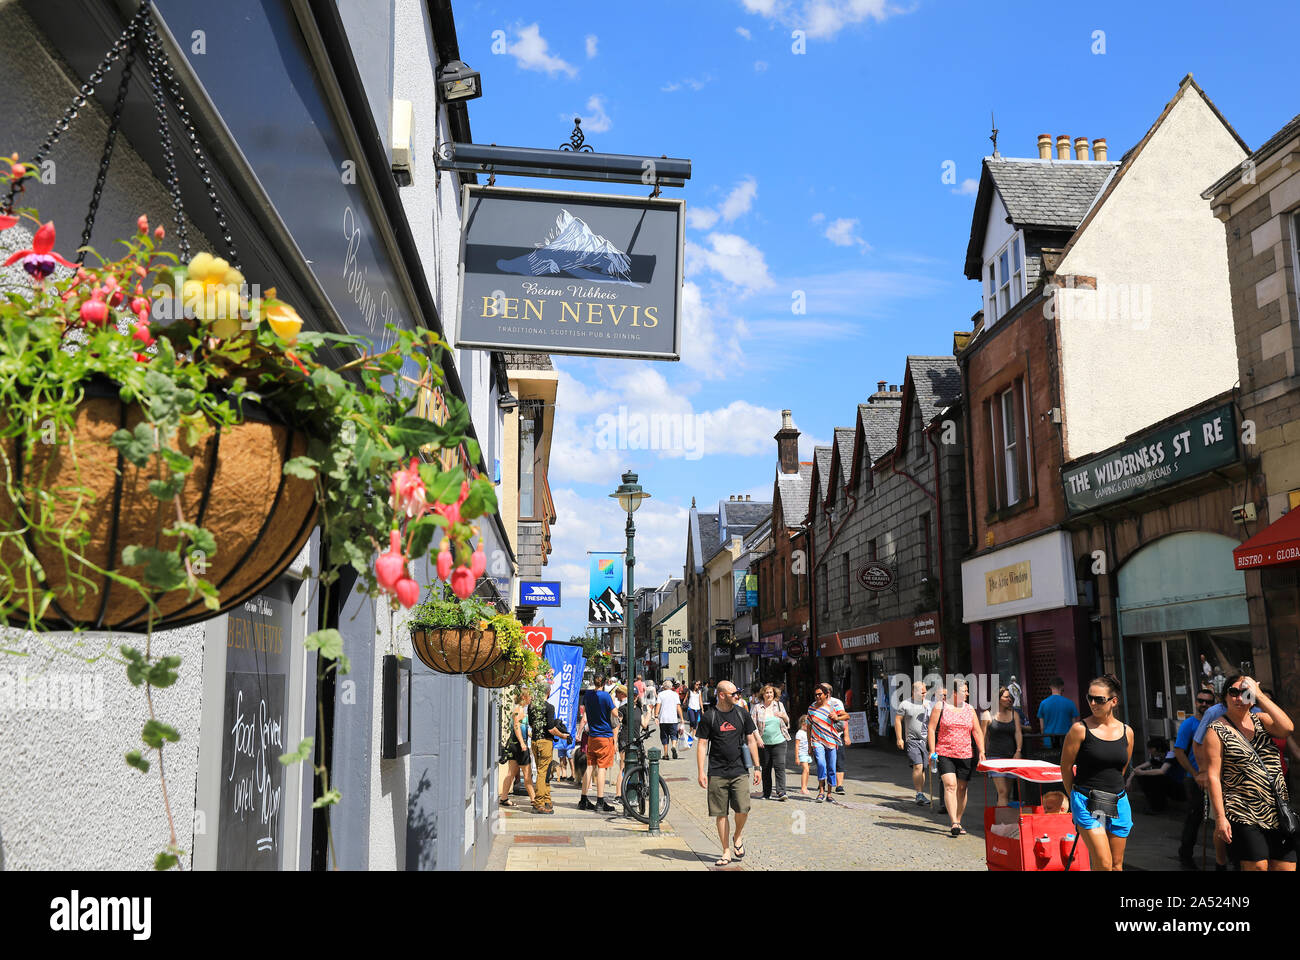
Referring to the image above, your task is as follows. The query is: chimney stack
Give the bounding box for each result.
[1037,134,1052,160]
[775,408,801,475]
[1093,138,1108,162]
[1056,135,1071,160]
[1074,137,1090,161]
[877,380,887,391]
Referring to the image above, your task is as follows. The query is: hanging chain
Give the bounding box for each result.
[78,33,139,263]
[1,4,150,214]
[141,12,190,263]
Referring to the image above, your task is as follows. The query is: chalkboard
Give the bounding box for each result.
[217,593,292,871]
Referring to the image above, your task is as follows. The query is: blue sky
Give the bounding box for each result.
[455,0,1300,649]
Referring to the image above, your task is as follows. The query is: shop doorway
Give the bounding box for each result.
[1128,630,1252,742]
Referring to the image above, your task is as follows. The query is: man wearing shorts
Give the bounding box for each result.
[656,679,683,760]
[894,681,931,806]
[696,681,761,867]
[579,676,618,813]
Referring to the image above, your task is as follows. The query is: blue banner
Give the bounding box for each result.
[588,552,625,626]
[521,580,562,607]
[545,643,586,745]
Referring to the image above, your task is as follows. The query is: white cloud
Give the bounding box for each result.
[506,23,578,77]
[560,95,611,134]
[687,177,757,231]
[661,75,712,93]
[823,217,870,251]
[736,25,753,39]
[953,177,979,196]
[686,233,775,293]
[810,211,825,223]
[585,34,598,58]
[739,0,904,40]
[754,60,769,72]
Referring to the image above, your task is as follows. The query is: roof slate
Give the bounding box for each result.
[987,158,1118,229]
[694,512,719,571]
[834,428,855,480]
[906,357,962,424]
[775,462,813,528]
[856,401,901,462]
[813,446,833,502]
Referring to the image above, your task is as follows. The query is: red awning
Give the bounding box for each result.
[1233,508,1300,570]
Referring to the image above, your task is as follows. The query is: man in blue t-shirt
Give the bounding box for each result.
[1035,678,1078,751]
[578,676,618,813]
[1175,686,1218,869]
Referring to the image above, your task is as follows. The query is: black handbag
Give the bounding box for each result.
[1085,788,1123,818]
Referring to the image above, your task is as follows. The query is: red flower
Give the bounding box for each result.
[0,213,17,231]
[436,539,452,580]
[375,529,406,593]
[2,221,76,279]
[137,214,149,234]
[394,577,419,609]
[132,352,152,363]
[132,321,155,348]
[470,542,486,579]
[450,565,475,600]
[389,458,427,519]
[79,298,109,327]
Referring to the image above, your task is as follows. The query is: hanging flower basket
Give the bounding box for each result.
[0,377,316,631]
[411,626,501,675]
[468,654,525,689]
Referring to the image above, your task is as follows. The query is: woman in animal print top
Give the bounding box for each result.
[1204,673,1296,871]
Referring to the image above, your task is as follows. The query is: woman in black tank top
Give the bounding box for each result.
[1060,675,1134,871]
[980,686,1024,806]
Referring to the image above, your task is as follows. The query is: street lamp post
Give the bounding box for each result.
[610,470,649,770]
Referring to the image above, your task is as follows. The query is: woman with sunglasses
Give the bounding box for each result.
[807,686,848,802]
[1203,675,1296,871]
[1060,675,1133,870]
[927,679,985,834]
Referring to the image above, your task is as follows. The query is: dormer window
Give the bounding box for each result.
[985,232,1025,322]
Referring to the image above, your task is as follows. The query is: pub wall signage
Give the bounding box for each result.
[1061,403,1238,515]
[456,185,683,360]
[985,560,1032,606]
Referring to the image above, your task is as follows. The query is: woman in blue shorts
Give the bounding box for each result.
[1060,674,1134,871]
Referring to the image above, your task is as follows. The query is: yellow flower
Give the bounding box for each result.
[184,252,247,336]
[266,302,304,345]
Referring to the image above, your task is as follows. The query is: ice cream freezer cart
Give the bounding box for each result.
[978,759,1090,871]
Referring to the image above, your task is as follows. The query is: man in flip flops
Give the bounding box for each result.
[696,681,762,866]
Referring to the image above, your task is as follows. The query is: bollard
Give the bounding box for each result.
[647,746,662,835]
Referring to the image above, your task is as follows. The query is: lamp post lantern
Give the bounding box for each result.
[609,470,649,769]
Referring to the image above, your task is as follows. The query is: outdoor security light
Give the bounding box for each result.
[437,60,482,103]
[498,390,518,412]
[610,470,650,514]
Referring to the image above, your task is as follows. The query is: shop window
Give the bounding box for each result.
[992,619,1022,712]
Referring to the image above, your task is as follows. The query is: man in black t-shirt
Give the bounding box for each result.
[696,680,761,867]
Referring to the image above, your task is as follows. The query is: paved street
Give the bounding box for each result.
[491,733,1198,871]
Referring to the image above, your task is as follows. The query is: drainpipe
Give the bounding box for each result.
[890,433,944,676]
[803,517,819,693]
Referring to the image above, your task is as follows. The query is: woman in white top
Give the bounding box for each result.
[752,685,791,800]
[686,681,703,736]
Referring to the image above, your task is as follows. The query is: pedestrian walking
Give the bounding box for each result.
[579,676,618,813]
[808,685,848,803]
[613,685,631,804]
[1060,674,1134,871]
[696,681,761,866]
[795,715,813,796]
[686,681,703,738]
[499,689,536,809]
[1174,686,1219,869]
[1036,677,1079,755]
[1204,674,1296,872]
[895,681,932,807]
[981,685,1023,806]
[928,679,985,834]
[753,684,791,800]
[820,682,851,794]
[656,679,684,759]
[528,687,569,814]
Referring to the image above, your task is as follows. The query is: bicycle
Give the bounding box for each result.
[620,725,671,824]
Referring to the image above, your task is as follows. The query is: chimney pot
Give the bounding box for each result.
[891,384,899,393]
[1093,138,1108,162]
[745,494,752,501]
[877,380,887,391]
[1074,137,1090,161]
[1037,134,1052,160]
[1056,135,1071,161]
[780,409,794,430]
[729,494,735,501]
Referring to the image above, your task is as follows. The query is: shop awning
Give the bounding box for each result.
[1233,508,1300,569]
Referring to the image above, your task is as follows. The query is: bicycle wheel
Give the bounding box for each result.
[621,768,671,824]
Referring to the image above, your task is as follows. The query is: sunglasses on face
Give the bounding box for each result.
[1086,695,1112,705]
[1227,687,1245,698]
[1196,699,1214,707]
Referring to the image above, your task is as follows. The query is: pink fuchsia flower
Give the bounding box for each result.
[137,214,149,234]
[450,565,474,599]
[132,321,155,348]
[436,539,452,580]
[0,213,17,231]
[154,225,165,240]
[375,529,406,593]
[130,297,150,322]
[3,221,76,279]
[132,352,151,363]
[79,297,109,327]
[470,542,486,579]
[394,577,419,608]
[434,499,461,529]
[389,459,427,519]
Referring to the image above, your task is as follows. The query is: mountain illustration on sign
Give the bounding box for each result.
[589,586,625,624]
[496,210,638,285]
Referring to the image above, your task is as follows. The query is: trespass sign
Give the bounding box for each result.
[455,185,683,359]
[1060,404,1238,515]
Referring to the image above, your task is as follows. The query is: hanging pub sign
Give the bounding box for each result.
[1060,403,1238,515]
[456,185,683,360]
[858,561,894,591]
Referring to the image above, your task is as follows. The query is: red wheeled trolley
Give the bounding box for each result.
[977,759,1089,871]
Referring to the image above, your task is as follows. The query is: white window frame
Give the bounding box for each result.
[1001,387,1020,506]
[984,231,1026,323]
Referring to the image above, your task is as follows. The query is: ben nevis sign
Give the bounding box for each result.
[456,185,684,360]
